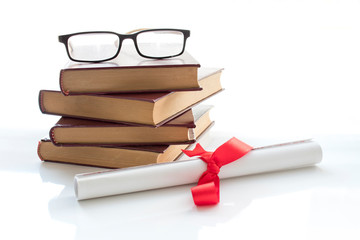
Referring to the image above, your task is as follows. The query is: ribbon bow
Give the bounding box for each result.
[182,137,253,206]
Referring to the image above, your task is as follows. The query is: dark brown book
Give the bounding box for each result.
[37,108,214,169]
[39,68,223,126]
[49,105,212,146]
[60,49,201,95]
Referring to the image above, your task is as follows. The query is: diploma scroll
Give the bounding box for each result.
[75,140,322,200]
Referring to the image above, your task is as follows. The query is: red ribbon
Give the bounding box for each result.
[182,137,253,206]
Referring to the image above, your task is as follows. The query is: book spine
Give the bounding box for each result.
[38,90,46,113]
[37,141,45,161]
[59,70,70,96]
[49,127,59,146]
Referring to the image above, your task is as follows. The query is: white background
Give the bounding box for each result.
[1,0,360,136]
[1,1,360,240]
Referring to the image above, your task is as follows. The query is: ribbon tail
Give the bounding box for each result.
[182,143,206,157]
[212,137,253,166]
[191,176,220,206]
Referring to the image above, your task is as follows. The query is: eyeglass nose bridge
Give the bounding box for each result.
[117,28,151,45]
[116,33,138,43]
[115,32,147,58]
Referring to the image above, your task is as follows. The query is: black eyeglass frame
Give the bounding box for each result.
[58,28,190,63]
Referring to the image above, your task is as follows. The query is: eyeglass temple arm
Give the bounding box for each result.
[125,28,150,34]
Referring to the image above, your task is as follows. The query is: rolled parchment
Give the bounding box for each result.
[75,139,322,200]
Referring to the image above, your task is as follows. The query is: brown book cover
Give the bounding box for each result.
[37,108,214,169]
[49,105,212,146]
[60,49,201,95]
[40,68,223,126]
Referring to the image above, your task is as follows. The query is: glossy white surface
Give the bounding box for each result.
[2,0,360,239]
[1,129,359,240]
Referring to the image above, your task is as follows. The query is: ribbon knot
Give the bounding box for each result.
[207,162,220,175]
[182,137,253,206]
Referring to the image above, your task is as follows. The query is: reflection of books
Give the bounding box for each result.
[37,106,214,169]
[39,68,223,126]
[49,105,212,146]
[60,49,201,95]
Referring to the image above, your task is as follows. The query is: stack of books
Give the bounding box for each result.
[37,47,223,168]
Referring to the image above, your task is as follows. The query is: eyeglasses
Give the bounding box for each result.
[58,28,190,63]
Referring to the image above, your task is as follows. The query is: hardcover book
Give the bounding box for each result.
[39,68,223,126]
[60,48,201,95]
[49,105,212,146]
[37,107,214,169]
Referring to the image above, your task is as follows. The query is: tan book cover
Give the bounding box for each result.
[40,68,223,126]
[38,106,214,169]
[49,105,212,146]
[60,49,201,95]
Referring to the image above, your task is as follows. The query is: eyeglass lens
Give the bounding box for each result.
[136,30,185,58]
[67,33,119,62]
[66,30,185,61]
